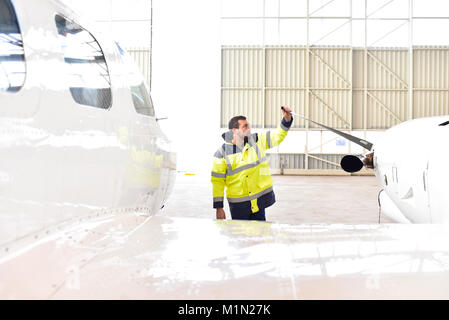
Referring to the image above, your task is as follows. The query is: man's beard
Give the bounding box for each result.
[238,130,251,144]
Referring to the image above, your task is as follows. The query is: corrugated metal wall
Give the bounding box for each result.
[222,45,449,172]
[221,48,264,127]
[414,48,449,117]
[353,49,409,129]
[266,48,307,128]
[222,46,449,129]
[221,46,353,129]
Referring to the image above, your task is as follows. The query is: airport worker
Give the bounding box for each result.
[211,106,293,221]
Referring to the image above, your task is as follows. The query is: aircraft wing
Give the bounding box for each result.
[1,215,449,299]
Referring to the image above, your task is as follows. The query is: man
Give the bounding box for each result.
[211,106,293,221]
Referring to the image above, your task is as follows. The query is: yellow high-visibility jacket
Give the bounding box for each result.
[211,118,292,213]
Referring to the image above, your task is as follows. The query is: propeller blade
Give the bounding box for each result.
[281,107,374,151]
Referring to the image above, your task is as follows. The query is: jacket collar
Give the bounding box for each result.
[222,130,234,143]
[222,131,250,149]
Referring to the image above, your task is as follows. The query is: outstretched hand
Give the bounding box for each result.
[281,106,292,122]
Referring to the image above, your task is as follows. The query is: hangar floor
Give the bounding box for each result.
[162,173,396,224]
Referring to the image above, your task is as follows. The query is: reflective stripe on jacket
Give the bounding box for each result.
[211,117,292,213]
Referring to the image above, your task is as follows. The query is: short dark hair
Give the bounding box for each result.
[228,115,246,130]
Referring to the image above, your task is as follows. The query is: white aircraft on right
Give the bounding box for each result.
[284,107,449,223]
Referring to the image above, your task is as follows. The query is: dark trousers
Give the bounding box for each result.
[230,207,266,221]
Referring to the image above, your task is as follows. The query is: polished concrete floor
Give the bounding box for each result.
[162,173,395,224]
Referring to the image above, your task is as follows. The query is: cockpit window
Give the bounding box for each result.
[0,0,25,92]
[55,14,111,109]
[130,82,155,116]
[438,120,449,126]
[115,42,155,117]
